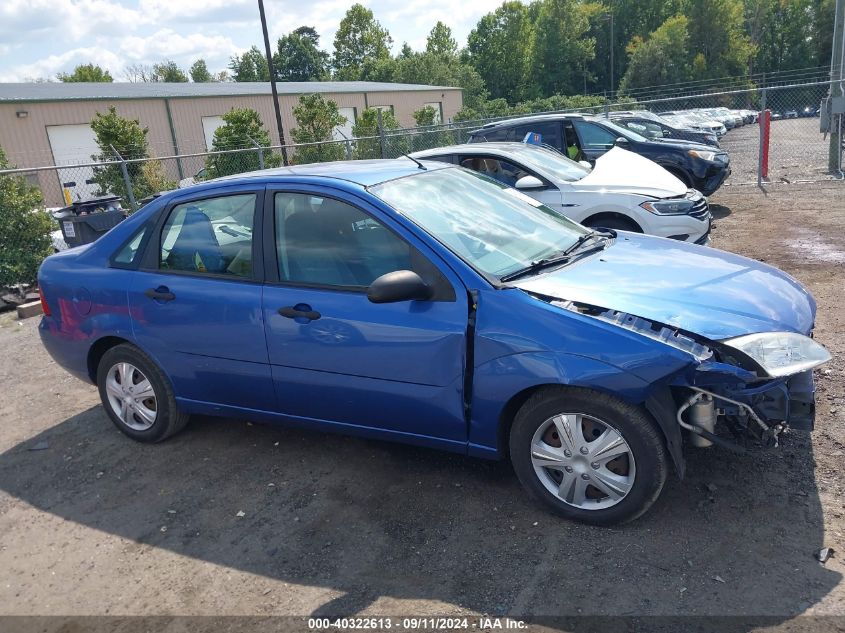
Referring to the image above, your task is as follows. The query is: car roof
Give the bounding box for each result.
[409,142,552,159]
[208,158,449,188]
[475,112,597,131]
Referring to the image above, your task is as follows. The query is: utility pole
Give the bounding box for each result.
[828,0,844,173]
[258,0,289,166]
[603,11,615,97]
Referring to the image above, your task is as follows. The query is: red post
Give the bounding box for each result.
[760,109,771,180]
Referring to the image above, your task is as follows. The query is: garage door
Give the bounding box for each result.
[333,107,356,141]
[202,115,226,150]
[46,124,100,203]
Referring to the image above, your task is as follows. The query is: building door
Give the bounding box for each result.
[46,124,100,203]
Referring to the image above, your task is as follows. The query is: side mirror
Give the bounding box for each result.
[614,137,629,147]
[578,160,592,169]
[514,175,545,190]
[367,270,431,304]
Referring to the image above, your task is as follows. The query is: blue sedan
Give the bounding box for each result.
[38,160,830,524]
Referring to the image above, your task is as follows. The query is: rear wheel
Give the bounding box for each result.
[97,344,189,442]
[509,387,668,525]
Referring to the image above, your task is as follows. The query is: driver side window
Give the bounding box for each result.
[572,121,618,150]
[273,193,453,300]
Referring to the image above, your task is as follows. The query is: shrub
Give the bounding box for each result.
[0,146,54,287]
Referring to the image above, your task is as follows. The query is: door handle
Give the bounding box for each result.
[278,306,321,321]
[144,286,176,302]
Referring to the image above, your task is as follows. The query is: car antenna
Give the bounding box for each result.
[403,154,427,170]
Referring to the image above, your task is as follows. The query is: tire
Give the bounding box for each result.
[583,216,641,233]
[509,386,668,525]
[96,343,189,443]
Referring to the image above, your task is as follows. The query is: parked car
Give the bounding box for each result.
[610,114,720,147]
[38,159,830,525]
[469,114,731,195]
[784,110,799,119]
[665,111,727,137]
[409,142,711,243]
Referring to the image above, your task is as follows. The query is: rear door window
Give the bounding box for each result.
[159,193,257,278]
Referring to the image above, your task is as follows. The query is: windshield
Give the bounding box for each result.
[501,144,590,182]
[370,168,588,279]
[598,119,648,143]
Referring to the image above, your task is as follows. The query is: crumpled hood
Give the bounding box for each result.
[513,233,816,340]
[576,147,687,198]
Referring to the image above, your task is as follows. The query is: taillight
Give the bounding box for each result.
[39,287,51,317]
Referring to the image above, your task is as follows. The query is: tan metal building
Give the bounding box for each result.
[0,81,463,205]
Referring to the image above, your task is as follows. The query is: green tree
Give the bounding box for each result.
[352,108,402,159]
[373,51,488,112]
[189,59,213,82]
[593,0,687,94]
[618,15,691,95]
[0,146,53,287]
[426,21,458,57]
[528,0,595,97]
[749,0,816,74]
[57,63,113,82]
[152,60,189,82]
[229,46,270,82]
[89,106,174,204]
[291,94,346,164]
[413,105,438,126]
[333,4,393,80]
[687,0,755,81]
[274,26,330,81]
[464,2,533,103]
[205,108,281,178]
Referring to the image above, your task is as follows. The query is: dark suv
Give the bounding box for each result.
[469,114,731,196]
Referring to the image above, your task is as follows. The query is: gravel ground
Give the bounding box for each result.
[719,117,842,186]
[0,182,843,632]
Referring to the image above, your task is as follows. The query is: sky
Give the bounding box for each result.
[0,0,505,82]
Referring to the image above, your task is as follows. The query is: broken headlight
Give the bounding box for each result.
[722,332,831,378]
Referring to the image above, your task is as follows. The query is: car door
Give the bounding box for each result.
[128,186,276,412]
[261,186,470,447]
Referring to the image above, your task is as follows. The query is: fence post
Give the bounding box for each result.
[249,137,265,170]
[757,89,768,190]
[377,109,387,159]
[345,140,353,160]
[110,145,137,212]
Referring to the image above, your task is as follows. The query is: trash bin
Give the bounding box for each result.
[55,196,126,247]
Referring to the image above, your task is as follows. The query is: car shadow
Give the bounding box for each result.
[710,203,732,220]
[0,406,839,626]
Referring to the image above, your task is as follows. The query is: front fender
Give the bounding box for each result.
[469,350,655,457]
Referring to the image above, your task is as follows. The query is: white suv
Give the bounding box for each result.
[409,142,711,244]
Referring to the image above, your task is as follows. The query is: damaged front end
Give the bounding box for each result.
[551,299,831,465]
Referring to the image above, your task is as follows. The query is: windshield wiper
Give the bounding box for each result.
[559,230,609,257]
[499,231,610,282]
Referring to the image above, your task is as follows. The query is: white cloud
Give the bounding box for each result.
[0,0,506,82]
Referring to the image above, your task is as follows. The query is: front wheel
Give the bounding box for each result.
[97,343,189,443]
[509,387,668,525]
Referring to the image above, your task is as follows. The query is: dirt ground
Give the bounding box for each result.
[0,182,844,631]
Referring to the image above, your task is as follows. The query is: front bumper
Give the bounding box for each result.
[696,164,731,196]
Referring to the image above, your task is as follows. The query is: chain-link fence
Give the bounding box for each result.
[2,80,842,209]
